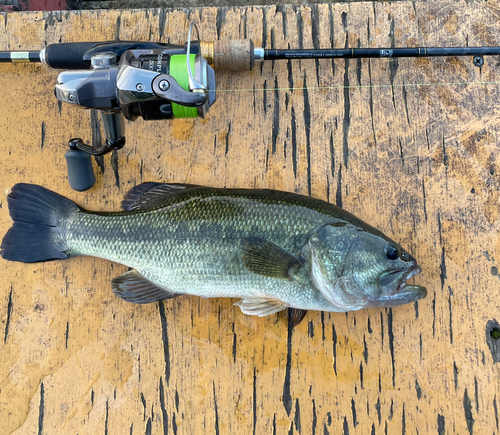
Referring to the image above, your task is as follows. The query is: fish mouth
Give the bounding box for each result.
[398,266,422,290]
[398,266,427,300]
[374,265,427,307]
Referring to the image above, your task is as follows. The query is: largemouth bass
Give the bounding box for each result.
[0,183,426,325]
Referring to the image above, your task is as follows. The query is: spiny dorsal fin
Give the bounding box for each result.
[121,182,203,211]
[278,308,308,328]
[234,296,288,317]
[240,237,303,280]
[111,270,180,304]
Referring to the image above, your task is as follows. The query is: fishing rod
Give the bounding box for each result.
[1,23,498,191]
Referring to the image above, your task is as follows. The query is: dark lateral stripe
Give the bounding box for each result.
[0,51,41,63]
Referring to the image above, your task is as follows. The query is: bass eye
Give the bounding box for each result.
[385,245,399,260]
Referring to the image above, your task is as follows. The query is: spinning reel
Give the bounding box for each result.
[3,23,260,190]
[2,23,500,191]
[56,25,216,190]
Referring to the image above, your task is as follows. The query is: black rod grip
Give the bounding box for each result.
[44,42,103,69]
[44,41,200,69]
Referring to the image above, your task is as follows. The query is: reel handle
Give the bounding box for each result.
[65,139,96,191]
[64,111,125,191]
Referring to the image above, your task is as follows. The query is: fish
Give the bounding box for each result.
[0,183,426,326]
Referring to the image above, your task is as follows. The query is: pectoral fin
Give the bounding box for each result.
[240,237,303,280]
[234,296,288,317]
[112,270,180,304]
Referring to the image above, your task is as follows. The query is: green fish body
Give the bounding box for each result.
[1,183,426,323]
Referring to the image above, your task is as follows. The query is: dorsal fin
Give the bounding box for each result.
[121,182,203,211]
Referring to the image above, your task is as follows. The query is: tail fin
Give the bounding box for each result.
[1,184,80,263]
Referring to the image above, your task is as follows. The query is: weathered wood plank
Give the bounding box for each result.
[1,2,500,434]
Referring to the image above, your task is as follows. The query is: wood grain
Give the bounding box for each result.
[1,2,500,434]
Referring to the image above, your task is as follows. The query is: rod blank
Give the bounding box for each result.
[264,46,500,61]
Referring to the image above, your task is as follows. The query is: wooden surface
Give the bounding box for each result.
[1,2,500,434]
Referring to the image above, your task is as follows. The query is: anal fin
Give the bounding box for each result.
[112,270,180,304]
[234,296,288,317]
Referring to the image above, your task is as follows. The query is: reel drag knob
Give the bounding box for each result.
[65,139,96,191]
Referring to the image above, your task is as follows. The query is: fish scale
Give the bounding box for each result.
[65,196,333,308]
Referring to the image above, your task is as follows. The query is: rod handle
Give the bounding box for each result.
[201,39,255,71]
[45,42,102,69]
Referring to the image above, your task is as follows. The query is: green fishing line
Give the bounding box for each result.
[170,54,198,118]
